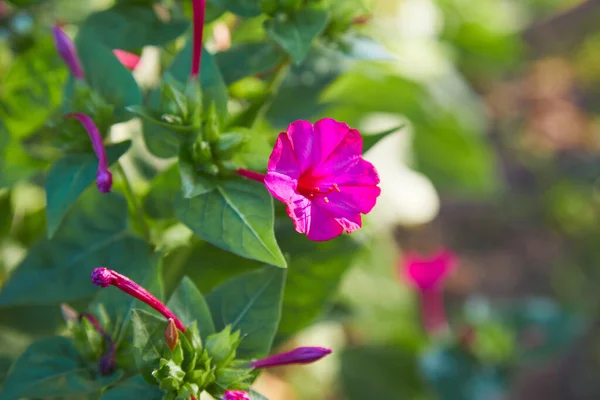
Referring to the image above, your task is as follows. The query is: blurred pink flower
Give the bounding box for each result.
[113,49,141,71]
[223,391,250,400]
[238,119,381,241]
[402,249,457,333]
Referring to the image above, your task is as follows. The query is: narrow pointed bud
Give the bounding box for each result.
[52,24,84,79]
[63,113,112,193]
[113,49,141,71]
[190,0,206,78]
[223,390,250,400]
[165,318,179,351]
[91,267,186,331]
[99,341,116,375]
[250,346,332,369]
[60,303,79,322]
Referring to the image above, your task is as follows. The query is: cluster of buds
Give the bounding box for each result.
[92,267,332,398]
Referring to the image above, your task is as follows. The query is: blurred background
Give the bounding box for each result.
[3,0,600,399]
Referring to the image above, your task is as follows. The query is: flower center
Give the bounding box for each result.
[297,177,340,204]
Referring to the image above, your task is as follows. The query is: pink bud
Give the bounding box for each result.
[113,49,141,71]
[165,318,179,351]
[51,24,84,79]
[250,346,332,369]
[91,267,186,331]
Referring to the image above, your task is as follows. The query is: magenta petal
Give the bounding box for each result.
[323,184,381,215]
[306,204,344,241]
[267,132,301,179]
[285,195,312,235]
[312,119,355,167]
[264,172,299,203]
[113,49,140,70]
[404,249,457,291]
[285,120,315,172]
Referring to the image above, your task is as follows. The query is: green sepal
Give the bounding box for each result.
[213,130,249,160]
[203,102,221,143]
[71,316,105,361]
[152,358,186,391]
[186,358,216,389]
[185,78,203,129]
[204,325,242,367]
[192,140,213,164]
[179,331,198,373]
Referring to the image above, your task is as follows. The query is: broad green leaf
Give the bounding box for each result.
[143,164,179,220]
[75,32,142,122]
[250,390,270,400]
[265,7,329,64]
[167,276,216,338]
[341,346,424,400]
[0,38,66,137]
[215,42,284,85]
[174,179,286,268]
[209,0,261,17]
[206,267,286,358]
[276,228,358,342]
[0,336,121,400]
[0,190,153,306]
[131,309,168,380]
[99,375,163,400]
[79,5,189,50]
[362,124,406,153]
[0,126,42,189]
[45,141,131,237]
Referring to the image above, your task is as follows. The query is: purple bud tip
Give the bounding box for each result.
[99,345,116,376]
[223,390,250,400]
[251,346,333,369]
[51,24,84,79]
[91,267,113,288]
[96,169,112,193]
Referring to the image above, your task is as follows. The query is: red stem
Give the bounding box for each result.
[420,289,448,334]
[236,169,266,183]
[191,0,206,78]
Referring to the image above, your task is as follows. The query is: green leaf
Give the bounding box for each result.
[215,42,284,85]
[79,5,188,50]
[167,276,216,338]
[143,164,180,220]
[209,0,261,17]
[250,390,270,400]
[75,32,142,122]
[131,309,168,380]
[178,151,218,198]
[0,336,120,400]
[206,267,286,358]
[174,180,286,268]
[0,190,153,306]
[341,346,424,400]
[0,125,42,189]
[276,230,358,342]
[362,124,406,153]
[99,375,163,399]
[0,38,66,138]
[265,7,329,64]
[45,141,131,237]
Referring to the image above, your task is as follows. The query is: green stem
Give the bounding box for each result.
[251,59,291,128]
[115,162,151,243]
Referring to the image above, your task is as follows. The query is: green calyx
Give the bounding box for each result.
[149,323,253,400]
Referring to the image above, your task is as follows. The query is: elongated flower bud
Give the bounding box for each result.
[165,318,179,351]
[60,303,79,322]
[223,390,250,400]
[91,267,186,331]
[52,24,84,79]
[63,113,112,193]
[250,346,332,369]
[113,49,141,71]
[80,313,116,376]
[191,0,206,78]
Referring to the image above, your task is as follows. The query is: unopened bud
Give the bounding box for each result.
[60,303,79,322]
[223,390,250,400]
[165,318,179,351]
[251,346,332,369]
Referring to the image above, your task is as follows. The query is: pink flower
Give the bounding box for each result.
[404,249,456,292]
[251,346,332,369]
[113,49,141,71]
[223,391,250,400]
[91,267,186,331]
[239,119,380,241]
[401,249,457,334]
[64,113,112,193]
[52,24,84,80]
